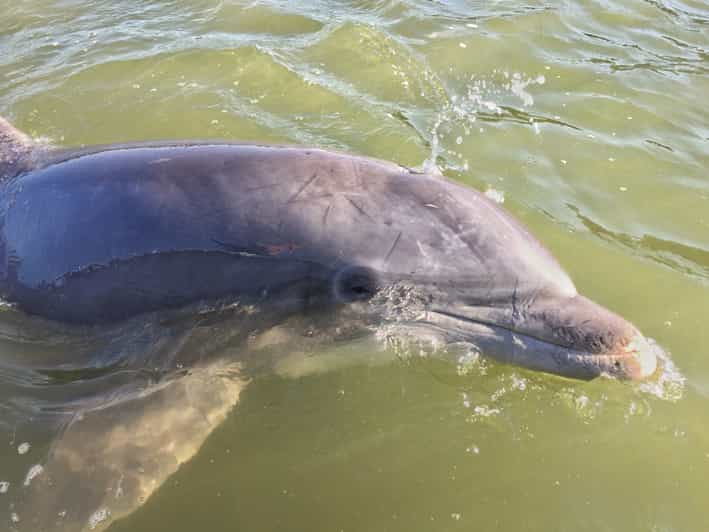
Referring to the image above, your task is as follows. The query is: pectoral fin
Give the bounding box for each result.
[13,361,247,531]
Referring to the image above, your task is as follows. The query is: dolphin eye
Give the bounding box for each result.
[334,266,378,302]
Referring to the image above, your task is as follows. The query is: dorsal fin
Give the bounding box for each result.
[0,116,35,179]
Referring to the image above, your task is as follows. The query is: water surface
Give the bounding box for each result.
[0,0,708,530]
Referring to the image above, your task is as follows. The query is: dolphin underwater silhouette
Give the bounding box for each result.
[0,115,659,530]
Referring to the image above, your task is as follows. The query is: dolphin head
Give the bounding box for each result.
[324,167,658,380]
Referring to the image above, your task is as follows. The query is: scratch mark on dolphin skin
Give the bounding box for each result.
[345,196,373,221]
[245,182,283,192]
[524,291,537,314]
[322,202,332,227]
[416,240,430,261]
[351,160,363,187]
[384,231,403,263]
[511,278,520,322]
[287,172,318,204]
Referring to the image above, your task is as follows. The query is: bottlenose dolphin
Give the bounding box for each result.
[0,116,657,380]
[0,115,660,530]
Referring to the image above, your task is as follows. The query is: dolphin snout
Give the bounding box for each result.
[478,294,661,381]
[535,295,659,380]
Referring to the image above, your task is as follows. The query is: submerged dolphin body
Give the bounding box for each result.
[0,116,657,380]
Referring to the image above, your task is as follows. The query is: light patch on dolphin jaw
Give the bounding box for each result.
[499,334,653,381]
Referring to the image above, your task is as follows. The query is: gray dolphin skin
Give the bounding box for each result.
[0,116,657,380]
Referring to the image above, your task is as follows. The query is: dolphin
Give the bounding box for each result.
[0,114,663,531]
[0,116,658,380]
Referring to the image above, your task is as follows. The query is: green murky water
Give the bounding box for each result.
[1,0,708,530]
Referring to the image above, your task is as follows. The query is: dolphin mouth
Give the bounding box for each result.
[425,309,659,381]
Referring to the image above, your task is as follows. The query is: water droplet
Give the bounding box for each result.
[23,464,43,486]
[89,508,110,530]
[484,188,505,204]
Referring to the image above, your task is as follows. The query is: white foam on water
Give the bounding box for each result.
[637,340,685,402]
[510,374,527,391]
[17,442,30,455]
[556,387,604,421]
[484,187,505,204]
[509,72,538,106]
[468,404,501,422]
[456,348,487,376]
[23,464,43,486]
[89,508,110,530]
[0,481,9,494]
[575,395,590,409]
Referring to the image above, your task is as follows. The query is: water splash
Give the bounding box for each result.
[456,348,488,377]
[88,508,110,530]
[422,70,547,175]
[637,339,685,402]
[484,187,505,203]
[23,464,43,486]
